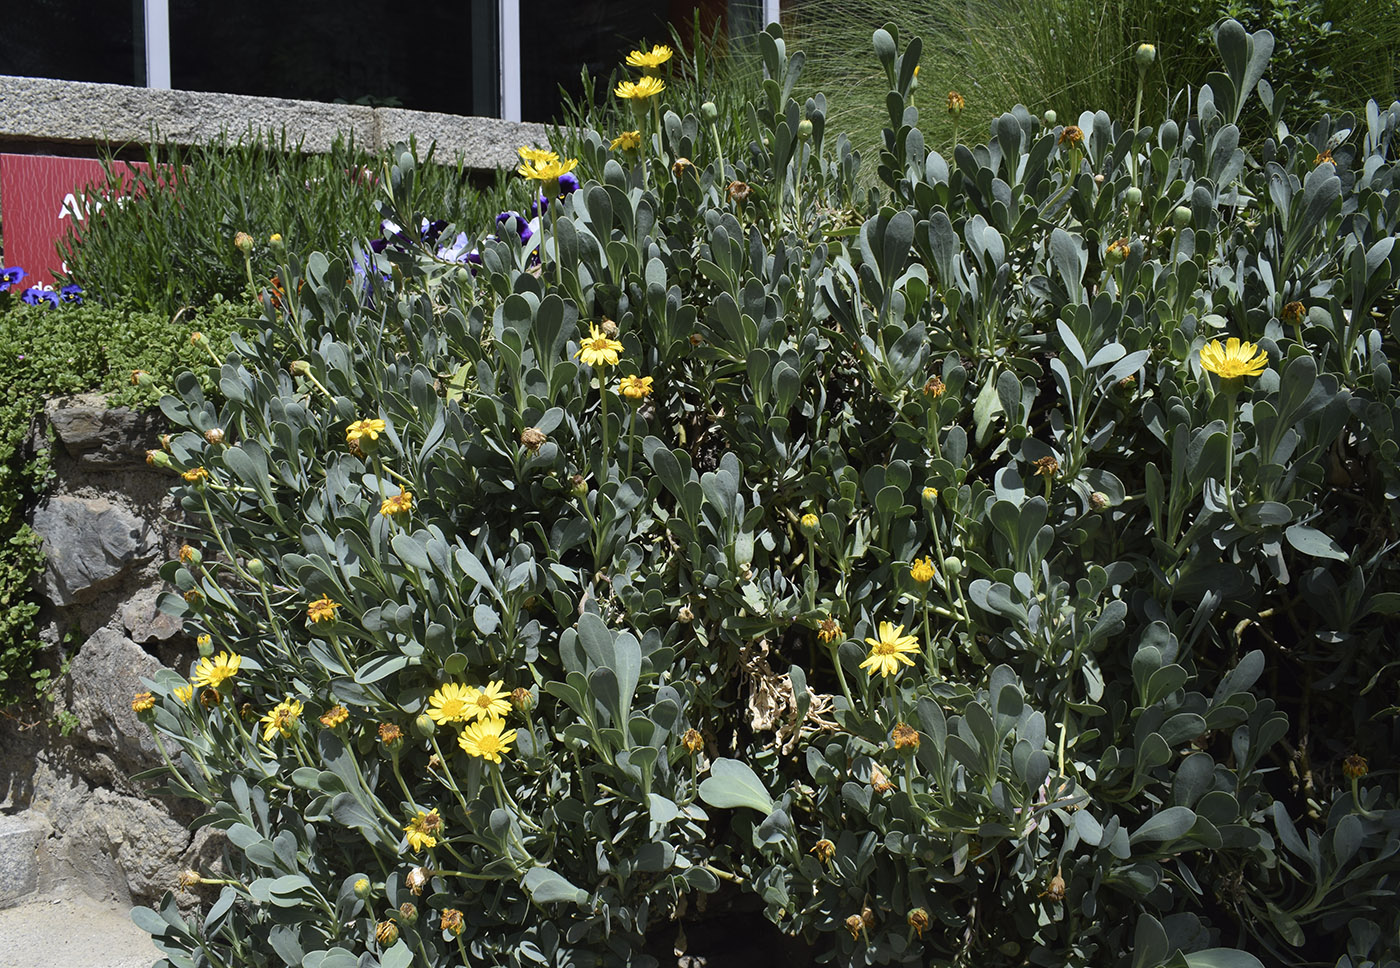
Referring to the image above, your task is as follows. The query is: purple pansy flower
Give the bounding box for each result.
[528,172,581,217]
[21,287,60,307]
[1,266,27,290]
[60,284,83,304]
[495,211,533,245]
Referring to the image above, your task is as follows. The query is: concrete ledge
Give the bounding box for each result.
[0,75,551,170]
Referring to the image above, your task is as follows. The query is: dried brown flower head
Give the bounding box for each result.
[891,722,920,751]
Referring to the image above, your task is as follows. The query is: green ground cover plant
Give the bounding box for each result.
[60,133,513,318]
[0,291,250,704]
[132,20,1400,968]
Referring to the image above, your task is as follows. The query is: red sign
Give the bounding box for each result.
[0,154,149,287]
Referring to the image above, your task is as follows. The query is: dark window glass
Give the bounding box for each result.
[520,0,764,122]
[4,0,144,87]
[170,1,496,117]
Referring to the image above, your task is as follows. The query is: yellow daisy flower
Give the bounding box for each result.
[610,130,641,151]
[618,374,654,399]
[860,622,920,678]
[345,418,386,443]
[191,651,241,690]
[458,716,518,764]
[1199,338,1268,380]
[182,467,209,483]
[131,692,156,713]
[910,556,936,583]
[307,597,340,624]
[259,697,303,741]
[427,683,475,725]
[516,156,579,183]
[174,683,194,704]
[467,680,512,721]
[319,705,349,728]
[403,809,442,852]
[517,145,559,166]
[574,325,625,368]
[380,491,414,516]
[625,44,673,69]
[615,77,665,100]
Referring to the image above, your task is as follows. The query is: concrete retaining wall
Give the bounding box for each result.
[0,75,550,169]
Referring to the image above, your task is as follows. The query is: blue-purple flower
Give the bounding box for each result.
[60,284,83,304]
[21,287,60,307]
[529,172,581,217]
[1,266,27,290]
[495,211,533,245]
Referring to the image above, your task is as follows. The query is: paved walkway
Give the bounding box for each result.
[0,893,155,968]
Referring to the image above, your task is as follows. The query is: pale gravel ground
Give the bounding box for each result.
[0,894,156,968]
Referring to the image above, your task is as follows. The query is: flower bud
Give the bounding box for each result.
[234,232,254,256]
[204,427,225,446]
[1124,186,1143,207]
[682,728,703,753]
[520,427,548,452]
[179,544,202,565]
[1135,43,1157,69]
[440,908,465,937]
[398,901,419,925]
[246,558,265,578]
[1043,109,1057,125]
[799,512,819,536]
[375,920,399,946]
[797,119,813,140]
[946,91,965,117]
[907,907,930,938]
[922,486,939,505]
[146,449,172,468]
[1090,491,1111,511]
[130,369,153,387]
[1172,205,1192,229]
[943,556,964,577]
[569,474,589,500]
[197,634,214,657]
[511,687,534,712]
[269,233,285,251]
[353,877,372,898]
[1281,301,1305,327]
[892,722,921,751]
[414,714,437,739]
[810,839,835,863]
[701,101,718,124]
[1104,237,1130,266]
[190,331,208,347]
[290,359,312,377]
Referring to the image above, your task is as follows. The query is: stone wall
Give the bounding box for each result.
[0,394,209,909]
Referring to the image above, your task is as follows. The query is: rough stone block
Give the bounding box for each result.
[65,628,164,772]
[30,496,154,606]
[46,395,162,469]
[0,814,43,908]
[374,108,549,169]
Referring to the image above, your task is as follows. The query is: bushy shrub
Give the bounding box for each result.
[0,291,249,704]
[60,133,513,318]
[134,22,1400,968]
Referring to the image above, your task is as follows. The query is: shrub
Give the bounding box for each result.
[0,291,250,704]
[60,133,513,318]
[135,21,1400,968]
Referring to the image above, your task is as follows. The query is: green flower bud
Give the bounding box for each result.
[233,232,254,256]
[1043,109,1057,125]
[354,877,372,898]
[246,558,265,579]
[1172,205,1192,229]
[570,474,589,500]
[1124,186,1143,207]
[700,101,718,124]
[398,901,418,926]
[196,634,214,657]
[943,556,965,577]
[797,119,813,140]
[414,713,436,739]
[1090,491,1112,511]
[1135,43,1157,69]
